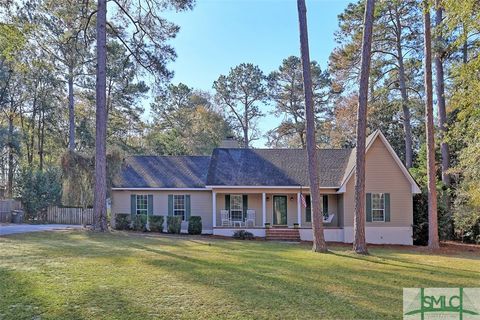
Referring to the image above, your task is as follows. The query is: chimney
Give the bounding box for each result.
[220,136,240,148]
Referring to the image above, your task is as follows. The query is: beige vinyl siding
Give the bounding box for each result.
[342,138,413,227]
[337,194,344,227]
[111,190,213,230]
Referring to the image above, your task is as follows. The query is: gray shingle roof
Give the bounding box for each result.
[113,156,211,188]
[113,148,354,189]
[113,131,383,189]
[206,148,352,187]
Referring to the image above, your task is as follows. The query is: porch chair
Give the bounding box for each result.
[246,209,256,227]
[220,210,231,226]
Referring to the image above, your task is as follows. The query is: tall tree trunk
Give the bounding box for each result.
[93,0,108,232]
[462,24,468,64]
[243,125,249,148]
[434,2,451,233]
[353,0,375,255]
[299,131,305,149]
[28,95,37,166]
[243,103,249,148]
[68,66,75,151]
[297,0,327,253]
[38,109,45,171]
[7,113,14,198]
[434,2,450,187]
[393,6,413,169]
[423,0,440,249]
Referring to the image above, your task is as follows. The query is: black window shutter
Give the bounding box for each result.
[323,195,329,217]
[366,193,372,222]
[384,193,390,222]
[147,195,153,215]
[225,194,230,211]
[242,195,248,220]
[130,194,136,220]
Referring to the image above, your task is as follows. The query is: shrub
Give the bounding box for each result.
[16,167,62,221]
[115,213,130,230]
[132,214,147,231]
[149,215,164,233]
[188,216,202,235]
[167,216,182,234]
[233,230,254,240]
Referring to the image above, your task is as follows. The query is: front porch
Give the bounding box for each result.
[210,188,338,236]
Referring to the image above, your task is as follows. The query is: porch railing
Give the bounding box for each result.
[220,209,256,227]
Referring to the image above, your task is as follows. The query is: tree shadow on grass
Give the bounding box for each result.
[133,240,480,319]
[69,285,157,320]
[133,244,403,319]
[328,250,480,280]
[369,248,480,270]
[0,267,45,320]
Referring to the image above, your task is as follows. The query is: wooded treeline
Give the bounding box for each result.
[0,0,479,242]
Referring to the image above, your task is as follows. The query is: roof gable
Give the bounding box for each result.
[338,130,421,193]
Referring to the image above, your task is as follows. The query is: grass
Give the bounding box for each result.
[0,231,479,320]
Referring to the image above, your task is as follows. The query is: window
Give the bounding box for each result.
[371,193,385,222]
[305,195,328,222]
[230,194,243,221]
[174,195,186,221]
[136,195,148,215]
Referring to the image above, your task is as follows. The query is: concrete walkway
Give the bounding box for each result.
[0,224,83,236]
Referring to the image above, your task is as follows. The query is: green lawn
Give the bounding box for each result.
[0,231,479,320]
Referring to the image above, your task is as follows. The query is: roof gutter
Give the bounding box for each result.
[111,187,208,191]
[205,185,340,189]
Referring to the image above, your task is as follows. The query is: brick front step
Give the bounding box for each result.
[266,228,300,241]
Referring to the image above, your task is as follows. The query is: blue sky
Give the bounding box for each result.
[161,0,351,147]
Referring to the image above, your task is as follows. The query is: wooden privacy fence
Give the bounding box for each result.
[46,206,94,225]
[0,200,22,223]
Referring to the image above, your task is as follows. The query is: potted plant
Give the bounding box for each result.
[293,223,299,229]
[264,222,271,229]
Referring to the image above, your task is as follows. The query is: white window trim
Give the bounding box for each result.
[173,194,186,221]
[136,194,148,215]
[371,193,385,222]
[230,194,243,222]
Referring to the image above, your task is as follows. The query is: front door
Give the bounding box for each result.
[273,196,287,225]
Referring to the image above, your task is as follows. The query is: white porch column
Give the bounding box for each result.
[212,191,217,228]
[297,192,302,227]
[262,192,266,227]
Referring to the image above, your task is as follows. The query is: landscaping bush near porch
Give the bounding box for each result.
[132,214,148,231]
[188,216,202,235]
[233,230,254,240]
[115,213,130,230]
[167,216,182,234]
[114,214,164,232]
[149,216,164,232]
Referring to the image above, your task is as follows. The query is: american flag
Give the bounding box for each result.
[300,193,307,208]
